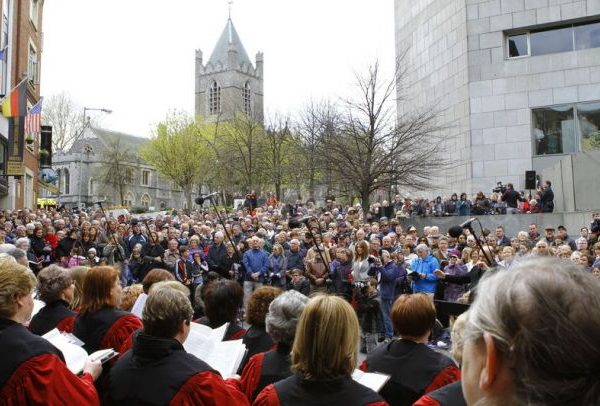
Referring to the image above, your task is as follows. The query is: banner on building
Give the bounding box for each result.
[6,116,23,176]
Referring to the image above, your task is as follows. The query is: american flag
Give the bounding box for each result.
[24,97,43,134]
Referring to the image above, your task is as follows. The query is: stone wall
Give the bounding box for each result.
[397,210,595,238]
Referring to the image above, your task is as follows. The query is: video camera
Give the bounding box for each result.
[492,181,507,194]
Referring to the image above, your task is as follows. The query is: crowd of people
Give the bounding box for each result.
[371,181,555,218]
[0,195,599,405]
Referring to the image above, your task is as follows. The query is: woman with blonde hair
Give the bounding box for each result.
[254,295,386,405]
[0,260,101,404]
[69,265,89,311]
[353,240,370,282]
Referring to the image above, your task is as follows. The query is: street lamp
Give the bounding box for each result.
[77,106,112,209]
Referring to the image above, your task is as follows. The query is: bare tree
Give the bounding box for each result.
[295,100,339,200]
[264,115,298,200]
[43,92,85,153]
[325,58,448,215]
[217,113,267,193]
[100,136,132,206]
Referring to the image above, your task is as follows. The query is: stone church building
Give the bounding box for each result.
[195,17,264,121]
[51,16,263,210]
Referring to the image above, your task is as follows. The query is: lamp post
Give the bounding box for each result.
[77,107,112,209]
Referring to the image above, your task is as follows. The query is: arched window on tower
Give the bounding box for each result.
[209,81,221,115]
[63,169,70,195]
[56,169,62,194]
[242,81,251,115]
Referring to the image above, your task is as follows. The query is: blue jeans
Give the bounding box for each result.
[381,298,393,338]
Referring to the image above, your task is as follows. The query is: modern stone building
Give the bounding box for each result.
[195,17,264,122]
[53,127,196,210]
[395,0,600,211]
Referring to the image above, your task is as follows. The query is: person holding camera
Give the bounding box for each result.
[538,180,554,213]
[500,183,524,213]
[329,248,354,301]
[368,250,402,341]
[356,278,384,354]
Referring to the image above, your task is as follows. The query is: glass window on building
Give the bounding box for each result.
[574,21,600,50]
[530,26,574,56]
[507,34,528,57]
[532,106,575,155]
[578,102,600,152]
[142,170,150,186]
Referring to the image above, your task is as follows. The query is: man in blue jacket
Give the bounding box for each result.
[410,243,440,298]
[242,236,269,305]
[369,250,401,340]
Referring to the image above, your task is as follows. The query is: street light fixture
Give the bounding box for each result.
[77,106,112,209]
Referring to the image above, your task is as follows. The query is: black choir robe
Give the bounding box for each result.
[227,343,293,403]
[29,299,77,335]
[110,331,249,405]
[0,318,99,405]
[73,306,142,355]
[359,339,460,406]
[254,373,387,406]
[413,381,467,406]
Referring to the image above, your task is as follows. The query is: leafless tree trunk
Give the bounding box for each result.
[264,115,295,201]
[324,57,448,215]
[295,101,339,201]
[43,92,96,153]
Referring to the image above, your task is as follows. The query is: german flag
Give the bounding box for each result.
[2,78,28,117]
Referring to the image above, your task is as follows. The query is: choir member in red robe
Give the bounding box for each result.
[359,294,460,406]
[0,259,102,405]
[237,286,281,373]
[73,266,142,356]
[228,290,307,403]
[254,295,388,406]
[110,285,249,405]
[29,265,77,335]
[196,279,246,340]
[413,312,468,406]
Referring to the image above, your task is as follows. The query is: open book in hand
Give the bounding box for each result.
[183,322,247,379]
[352,369,391,393]
[42,328,118,375]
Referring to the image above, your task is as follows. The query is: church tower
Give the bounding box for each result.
[195,18,264,122]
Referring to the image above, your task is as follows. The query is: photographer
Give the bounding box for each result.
[501,182,524,213]
[538,180,555,213]
[368,250,402,341]
[329,248,353,301]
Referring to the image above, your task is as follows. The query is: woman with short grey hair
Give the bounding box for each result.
[233,290,308,402]
[461,257,600,405]
[29,265,77,335]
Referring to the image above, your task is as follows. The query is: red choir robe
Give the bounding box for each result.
[0,318,99,405]
[110,332,249,405]
[358,339,461,406]
[73,307,142,356]
[227,343,292,403]
[73,307,143,400]
[29,299,77,336]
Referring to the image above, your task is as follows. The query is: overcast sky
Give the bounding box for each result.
[41,0,395,137]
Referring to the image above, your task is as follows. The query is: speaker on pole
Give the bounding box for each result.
[525,170,536,190]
